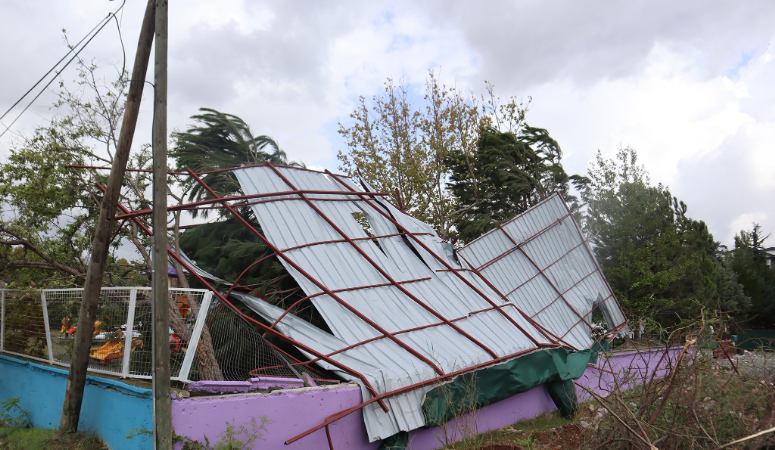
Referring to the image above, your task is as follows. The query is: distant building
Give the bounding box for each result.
[765,247,775,267]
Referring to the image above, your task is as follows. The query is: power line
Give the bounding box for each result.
[0,0,127,139]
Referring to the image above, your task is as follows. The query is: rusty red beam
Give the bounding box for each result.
[529,267,602,320]
[324,169,553,349]
[279,232,434,254]
[186,167,448,377]
[558,293,614,340]
[475,214,573,273]
[264,277,432,336]
[70,164,187,175]
[452,250,577,350]
[495,224,600,338]
[112,189,392,221]
[254,302,564,377]
[224,252,279,297]
[462,192,563,248]
[94,182,390,412]
[70,162,350,178]
[557,196,628,322]
[489,240,586,300]
[284,346,542,445]
[264,162,499,360]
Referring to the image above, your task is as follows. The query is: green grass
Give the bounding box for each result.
[0,425,105,450]
[441,408,585,450]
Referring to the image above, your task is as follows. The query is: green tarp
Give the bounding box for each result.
[379,343,608,449]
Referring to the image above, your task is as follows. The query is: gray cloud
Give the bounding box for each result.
[420,0,775,91]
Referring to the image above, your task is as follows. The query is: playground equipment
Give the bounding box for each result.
[89,341,125,364]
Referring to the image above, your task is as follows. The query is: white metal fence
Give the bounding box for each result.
[0,287,213,382]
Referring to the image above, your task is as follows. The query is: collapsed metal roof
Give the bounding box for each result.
[214,164,629,441]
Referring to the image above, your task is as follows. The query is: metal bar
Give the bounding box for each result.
[109,218,129,244]
[0,289,4,352]
[68,164,187,175]
[186,167,448,376]
[40,291,54,364]
[121,287,138,378]
[279,232,434,254]
[167,249,390,411]
[69,162,351,178]
[95,181,390,411]
[475,214,572,272]
[265,277,432,335]
[112,189,391,221]
[454,250,576,350]
[496,224,599,336]
[178,291,212,382]
[325,169,552,348]
[557,196,628,324]
[224,252,278,297]
[285,346,542,445]
[530,267,601,320]
[263,162,499,359]
[100,183,388,405]
[462,192,562,248]
[558,293,614,340]
[501,241,585,298]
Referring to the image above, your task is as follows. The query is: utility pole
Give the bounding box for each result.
[60,0,155,432]
[152,0,172,448]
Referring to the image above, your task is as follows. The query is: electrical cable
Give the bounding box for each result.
[111,10,127,81]
[0,0,127,139]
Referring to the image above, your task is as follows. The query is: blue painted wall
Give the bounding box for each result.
[0,355,152,450]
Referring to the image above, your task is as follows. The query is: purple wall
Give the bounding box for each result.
[171,347,683,450]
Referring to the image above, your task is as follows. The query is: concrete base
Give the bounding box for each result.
[0,347,682,450]
[170,346,683,449]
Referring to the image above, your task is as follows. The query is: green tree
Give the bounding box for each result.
[337,72,533,240]
[582,146,749,325]
[171,108,299,216]
[0,60,150,287]
[446,126,586,242]
[730,224,775,327]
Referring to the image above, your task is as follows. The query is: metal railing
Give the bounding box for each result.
[0,287,212,382]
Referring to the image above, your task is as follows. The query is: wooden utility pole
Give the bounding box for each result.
[152,0,172,448]
[60,0,155,432]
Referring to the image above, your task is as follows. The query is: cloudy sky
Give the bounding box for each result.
[1,0,773,246]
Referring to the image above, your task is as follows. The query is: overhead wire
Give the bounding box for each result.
[0,0,127,140]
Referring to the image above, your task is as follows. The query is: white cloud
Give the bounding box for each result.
[1,0,774,248]
[727,212,770,245]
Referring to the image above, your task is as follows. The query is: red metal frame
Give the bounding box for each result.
[263,162,500,360]
[284,346,541,445]
[495,224,600,336]
[112,189,392,221]
[83,163,629,442]
[185,168,448,377]
[95,182,390,412]
[323,169,554,348]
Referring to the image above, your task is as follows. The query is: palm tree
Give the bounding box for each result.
[171,108,301,215]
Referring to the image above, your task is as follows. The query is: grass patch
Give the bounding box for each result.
[0,425,105,450]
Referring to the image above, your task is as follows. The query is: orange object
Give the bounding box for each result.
[89,341,124,363]
[175,295,190,318]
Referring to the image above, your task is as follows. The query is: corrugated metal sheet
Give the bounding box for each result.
[458,193,628,348]
[229,166,626,441]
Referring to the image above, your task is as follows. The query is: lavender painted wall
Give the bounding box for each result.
[171,347,683,450]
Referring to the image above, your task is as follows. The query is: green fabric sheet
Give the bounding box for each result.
[378,344,608,450]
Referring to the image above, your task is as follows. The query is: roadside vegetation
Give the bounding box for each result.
[432,314,775,450]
